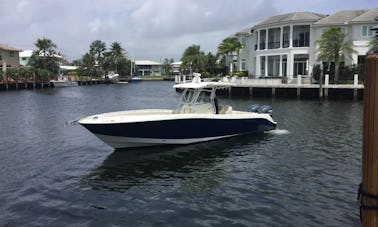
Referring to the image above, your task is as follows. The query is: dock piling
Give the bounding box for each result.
[360,54,378,226]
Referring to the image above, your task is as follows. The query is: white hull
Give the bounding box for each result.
[51,80,78,87]
[94,133,240,149]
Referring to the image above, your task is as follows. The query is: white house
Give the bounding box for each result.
[134,60,162,76]
[232,8,378,79]
[170,61,182,75]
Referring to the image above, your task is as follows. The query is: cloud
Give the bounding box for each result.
[0,0,376,62]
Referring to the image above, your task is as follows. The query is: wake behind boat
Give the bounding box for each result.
[78,73,277,148]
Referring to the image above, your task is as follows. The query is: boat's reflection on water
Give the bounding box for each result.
[82,133,271,193]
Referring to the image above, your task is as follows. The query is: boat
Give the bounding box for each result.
[50,75,78,87]
[103,73,119,84]
[130,76,143,82]
[78,73,277,149]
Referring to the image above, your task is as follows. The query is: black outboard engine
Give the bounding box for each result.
[249,104,273,115]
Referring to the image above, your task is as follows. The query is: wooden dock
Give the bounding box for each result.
[0,80,106,91]
[176,74,364,100]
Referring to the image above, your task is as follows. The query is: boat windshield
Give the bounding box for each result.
[176,88,216,114]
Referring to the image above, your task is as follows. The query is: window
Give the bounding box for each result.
[0,55,2,61]
[362,26,373,37]
[9,51,14,58]
[240,36,246,46]
[241,59,246,71]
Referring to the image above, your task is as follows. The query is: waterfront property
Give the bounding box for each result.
[229,8,378,80]
[0,44,21,70]
[135,60,162,76]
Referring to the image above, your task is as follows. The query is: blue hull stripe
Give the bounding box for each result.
[81,118,276,139]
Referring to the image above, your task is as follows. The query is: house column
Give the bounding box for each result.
[256,55,261,76]
[257,30,260,51]
[289,25,293,48]
[265,56,268,77]
[279,55,283,77]
[287,53,294,79]
[265,29,268,50]
[280,26,283,49]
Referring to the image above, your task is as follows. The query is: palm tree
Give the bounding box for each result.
[316,27,356,82]
[181,45,206,73]
[108,42,125,73]
[79,53,96,79]
[32,37,59,72]
[217,37,243,74]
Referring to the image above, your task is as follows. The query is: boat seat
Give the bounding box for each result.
[219,105,232,114]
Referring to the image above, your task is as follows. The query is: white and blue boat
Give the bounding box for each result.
[78,73,277,149]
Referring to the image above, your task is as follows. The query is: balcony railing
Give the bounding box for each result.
[268,42,280,49]
[293,39,309,47]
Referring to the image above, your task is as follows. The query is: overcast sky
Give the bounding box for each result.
[1,0,377,62]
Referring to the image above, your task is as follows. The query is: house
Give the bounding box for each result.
[170,61,182,75]
[135,60,162,76]
[231,8,378,79]
[0,44,22,71]
[19,50,33,66]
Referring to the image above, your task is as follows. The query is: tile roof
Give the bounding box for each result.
[254,12,326,28]
[0,44,22,52]
[314,10,367,26]
[351,8,378,23]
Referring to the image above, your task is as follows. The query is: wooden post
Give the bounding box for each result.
[361,54,378,226]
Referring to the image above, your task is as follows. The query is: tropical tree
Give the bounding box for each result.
[217,37,243,74]
[79,53,96,78]
[108,42,126,73]
[369,37,378,53]
[316,27,356,82]
[162,58,174,75]
[29,37,60,74]
[89,40,106,70]
[181,45,206,73]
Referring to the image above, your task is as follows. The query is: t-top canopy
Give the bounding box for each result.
[173,73,233,89]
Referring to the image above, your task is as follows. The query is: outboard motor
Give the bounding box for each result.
[249,104,273,115]
[249,104,261,113]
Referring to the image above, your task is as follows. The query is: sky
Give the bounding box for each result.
[1,0,377,62]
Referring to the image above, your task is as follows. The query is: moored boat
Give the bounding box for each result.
[78,73,276,148]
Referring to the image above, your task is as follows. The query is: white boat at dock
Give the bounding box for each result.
[50,75,78,87]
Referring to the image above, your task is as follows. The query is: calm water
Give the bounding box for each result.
[0,81,362,226]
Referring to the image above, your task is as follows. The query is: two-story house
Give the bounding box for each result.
[232,8,378,80]
[0,44,22,71]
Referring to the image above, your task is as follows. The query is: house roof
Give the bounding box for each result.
[0,44,22,52]
[314,10,367,26]
[351,8,378,23]
[171,61,182,65]
[135,60,161,65]
[254,12,326,28]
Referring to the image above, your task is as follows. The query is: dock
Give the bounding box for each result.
[176,74,364,100]
[0,80,106,91]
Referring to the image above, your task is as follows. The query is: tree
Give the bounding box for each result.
[108,42,126,73]
[89,40,106,71]
[162,58,174,75]
[217,37,243,74]
[181,45,206,73]
[29,37,60,74]
[369,37,378,53]
[78,53,96,78]
[316,27,356,82]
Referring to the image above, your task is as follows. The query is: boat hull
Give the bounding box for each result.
[79,115,276,148]
[51,80,78,87]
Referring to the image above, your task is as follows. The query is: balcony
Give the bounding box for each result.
[268,41,280,49]
[293,39,309,47]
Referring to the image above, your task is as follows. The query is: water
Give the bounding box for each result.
[0,81,362,226]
